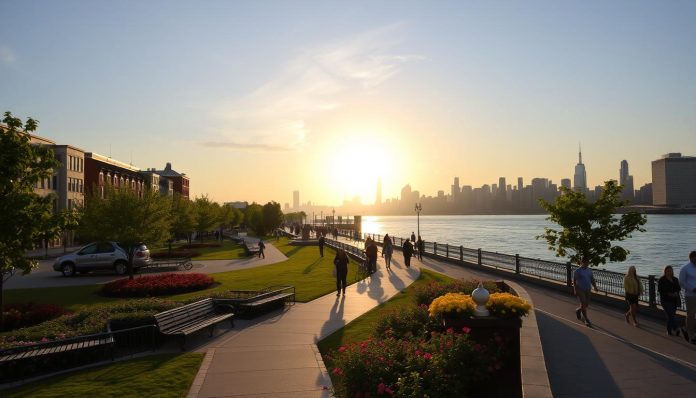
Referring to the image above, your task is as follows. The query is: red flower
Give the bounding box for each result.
[461,326,471,334]
[338,346,347,353]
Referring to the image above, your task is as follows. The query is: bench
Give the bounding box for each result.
[0,332,115,382]
[153,298,234,349]
[217,286,295,319]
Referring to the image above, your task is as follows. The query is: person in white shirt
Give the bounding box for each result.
[678,251,696,344]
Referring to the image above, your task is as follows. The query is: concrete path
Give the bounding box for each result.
[188,255,421,397]
[5,238,287,289]
[410,255,696,397]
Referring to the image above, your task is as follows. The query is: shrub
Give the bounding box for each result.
[428,293,475,319]
[374,305,438,340]
[180,243,221,249]
[414,280,500,306]
[0,298,179,349]
[151,250,201,259]
[486,293,532,318]
[329,330,502,398]
[1,303,71,332]
[101,273,215,297]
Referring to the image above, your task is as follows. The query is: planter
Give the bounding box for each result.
[444,316,522,398]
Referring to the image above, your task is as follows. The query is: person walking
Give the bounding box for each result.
[403,239,414,268]
[365,239,378,274]
[258,239,266,259]
[334,249,349,297]
[658,265,682,337]
[573,257,598,327]
[417,236,424,260]
[411,232,416,243]
[318,234,325,257]
[623,266,643,327]
[383,237,393,271]
[678,251,696,344]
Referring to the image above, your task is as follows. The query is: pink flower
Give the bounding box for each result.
[385,387,394,395]
[332,367,343,375]
[338,346,347,353]
[461,326,471,334]
[377,383,386,394]
[423,352,433,360]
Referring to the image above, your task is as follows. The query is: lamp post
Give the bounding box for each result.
[414,202,422,238]
[332,208,335,229]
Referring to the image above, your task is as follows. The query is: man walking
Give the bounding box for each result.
[573,257,598,327]
[258,239,266,259]
[365,239,378,274]
[403,239,414,268]
[318,234,325,257]
[417,236,424,261]
[679,251,696,343]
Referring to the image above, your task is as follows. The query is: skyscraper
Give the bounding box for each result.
[293,190,299,209]
[517,177,523,191]
[573,145,587,191]
[619,160,634,201]
[652,153,696,206]
[376,177,382,205]
[451,177,460,198]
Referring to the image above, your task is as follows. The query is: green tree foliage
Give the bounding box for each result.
[170,193,195,242]
[193,195,219,241]
[244,203,264,236]
[538,180,647,266]
[0,112,59,328]
[262,201,283,234]
[36,206,64,258]
[79,185,172,279]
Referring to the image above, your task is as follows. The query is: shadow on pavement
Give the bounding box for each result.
[536,311,622,398]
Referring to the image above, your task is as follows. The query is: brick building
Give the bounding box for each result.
[85,152,145,199]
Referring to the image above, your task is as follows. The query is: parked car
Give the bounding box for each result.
[53,242,152,277]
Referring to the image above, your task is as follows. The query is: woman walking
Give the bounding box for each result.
[383,237,393,271]
[334,249,349,297]
[623,266,643,326]
[658,265,682,336]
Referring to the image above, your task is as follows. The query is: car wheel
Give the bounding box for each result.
[114,261,128,275]
[61,263,76,277]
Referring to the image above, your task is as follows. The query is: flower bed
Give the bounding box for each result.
[1,303,71,332]
[414,280,501,306]
[180,243,222,249]
[150,250,201,259]
[101,273,214,297]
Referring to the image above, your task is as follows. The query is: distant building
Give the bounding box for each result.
[561,178,571,189]
[652,153,696,207]
[293,190,300,209]
[451,177,460,199]
[155,163,189,199]
[517,177,523,191]
[85,152,145,199]
[635,183,653,205]
[573,145,587,192]
[619,160,634,201]
[225,201,248,209]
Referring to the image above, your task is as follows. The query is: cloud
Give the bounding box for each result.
[0,45,17,65]
[208,25,421,152]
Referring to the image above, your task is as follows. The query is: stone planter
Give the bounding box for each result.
[444,316,522,398]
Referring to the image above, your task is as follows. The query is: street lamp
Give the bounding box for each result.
[414,202,422,238]
[332,208,336,228]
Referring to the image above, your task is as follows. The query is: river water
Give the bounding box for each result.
[359,214,696,276]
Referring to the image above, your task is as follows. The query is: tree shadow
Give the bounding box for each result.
[302,257,324,274]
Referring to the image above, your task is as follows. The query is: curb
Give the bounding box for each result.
[186,348,215,398]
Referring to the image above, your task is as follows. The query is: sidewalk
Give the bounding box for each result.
[189,254,421,397]
[412,255,696,397]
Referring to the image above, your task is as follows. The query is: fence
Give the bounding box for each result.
[343,231,683,309]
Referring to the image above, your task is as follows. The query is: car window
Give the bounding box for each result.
[79,244,98,255]
[96,242,115,253]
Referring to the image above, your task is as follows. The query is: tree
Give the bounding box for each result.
[244,203,264,236]
[262,201,284,235]
[537,180,647,266]
[36,204,64,258]
[170,193,195,244]
[79,185,171,279]
[0,112,59,328]
[193,196,219,241]
[58,208,81,253]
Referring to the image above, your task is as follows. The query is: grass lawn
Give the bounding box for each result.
[152,240,246,260]
[317,268,455,354]
[6,237,364,310]
[3,353,204,398]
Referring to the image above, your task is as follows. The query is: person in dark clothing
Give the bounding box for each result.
[403,239,414,268]
[417,236,424,260]
[411,232,416,243]
[365,240,378,273]
[334,249,349,296]
[318,234,325,257]
[658,265,682,336]
[258,239,266,259]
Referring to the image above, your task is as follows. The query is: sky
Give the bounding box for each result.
[2,0,695,206]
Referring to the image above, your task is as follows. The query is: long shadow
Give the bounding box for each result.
[536,311,623,397]
[302,257,323,274]
[316,295,346,343]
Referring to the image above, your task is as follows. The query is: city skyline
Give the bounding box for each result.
[2,1,695,205]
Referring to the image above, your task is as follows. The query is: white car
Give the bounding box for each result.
[53,242,151,277]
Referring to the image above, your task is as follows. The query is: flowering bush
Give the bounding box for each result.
[150,250,201,259]
[329,330,502,398]
[428,293,475,319]
[1,303,71,332]
[486,293,532,318]
[101,273,214,297]
[0,298,179,349]
[414,280,500,306]
[374,305,439,340]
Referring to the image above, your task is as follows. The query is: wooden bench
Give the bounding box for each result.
[0,332,115,382]
[218,286,295,319]
[153,298,234,349]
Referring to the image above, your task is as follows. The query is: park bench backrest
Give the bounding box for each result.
[154,298,215,333]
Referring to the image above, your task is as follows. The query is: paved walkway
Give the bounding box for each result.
[188,254,421,397]
[413,255,696,397]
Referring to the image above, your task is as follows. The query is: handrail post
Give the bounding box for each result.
[515,254,520,274]
[566,262,572,287]
[445,244,449,258]
[648,275,657,308]
[477,249,482,266]
[460,245,463,262]
[434,242,437,256]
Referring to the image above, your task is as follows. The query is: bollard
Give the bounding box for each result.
[477,249,482,266]
[515,254,520,274]
[648,275,657,308]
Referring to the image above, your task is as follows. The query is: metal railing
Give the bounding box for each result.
[337,231,684,309]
